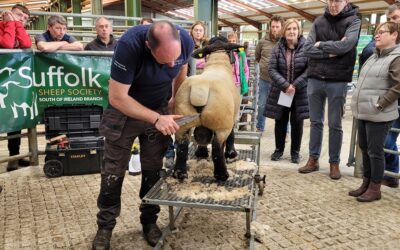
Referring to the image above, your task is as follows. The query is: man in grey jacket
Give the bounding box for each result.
[255,15,284,132]
[298,0,361,179]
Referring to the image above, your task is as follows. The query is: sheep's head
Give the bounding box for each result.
[192,36,243,59]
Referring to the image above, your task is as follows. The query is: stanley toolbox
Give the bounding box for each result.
[43,105,104,177]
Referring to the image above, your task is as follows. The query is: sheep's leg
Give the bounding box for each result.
[225,129,238,160]
[212,136,229,181]
[173,139,189,180]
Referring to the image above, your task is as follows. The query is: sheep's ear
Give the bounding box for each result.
[192,48,206,59]
[226,43,243,52]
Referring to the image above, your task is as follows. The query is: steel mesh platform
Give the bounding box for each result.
[143,147,259,212]
[142,134,263,249]
[144,167,256,211]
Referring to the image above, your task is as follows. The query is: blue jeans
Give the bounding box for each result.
[165,141,175,159]
[384,115,400,180]
[256,79,270,131]
[307,78,347,164]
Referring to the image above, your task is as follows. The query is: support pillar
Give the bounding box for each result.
[92,0,103,15]
[125,0,141,26]
[59,0,68,13]
[194,0,218,36]
[72,0,82,26]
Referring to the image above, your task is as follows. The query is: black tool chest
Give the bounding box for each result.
[43,105,104,177]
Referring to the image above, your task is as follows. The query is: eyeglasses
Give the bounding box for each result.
[327,0,345,4]
[375,30,390,36]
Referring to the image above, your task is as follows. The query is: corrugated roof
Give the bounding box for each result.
[0,0,393,27]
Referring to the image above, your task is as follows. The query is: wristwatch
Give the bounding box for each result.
[375,103,383,111]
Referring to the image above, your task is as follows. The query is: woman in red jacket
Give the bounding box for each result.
[0,4,31,49]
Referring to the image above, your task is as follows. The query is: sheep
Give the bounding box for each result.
[173,39,242,181]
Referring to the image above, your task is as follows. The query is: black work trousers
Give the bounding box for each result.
[96,107,170,230]
[357,119,393,183]
[8,130,22,156]
[274,105,304,156]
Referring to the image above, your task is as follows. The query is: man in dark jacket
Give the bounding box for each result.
[85,17,117,51]
[299,0,361,179]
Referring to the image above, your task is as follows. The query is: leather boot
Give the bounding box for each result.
[382,178,399,188]
[349,177,369,197]
[329,163,341,180]
[357,181,382,202]
[143,223,162,247]
[298,157,319,173]
[92,229,112,250]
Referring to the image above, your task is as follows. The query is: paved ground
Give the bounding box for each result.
[1,112,400,250]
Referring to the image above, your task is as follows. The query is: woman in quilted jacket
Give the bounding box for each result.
[264,19,309,164]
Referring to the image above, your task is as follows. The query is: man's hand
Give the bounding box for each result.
[2,11,16,21]
[314,41,320,48]
[155,114,183,135]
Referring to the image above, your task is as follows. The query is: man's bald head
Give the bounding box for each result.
[146,21,182,67]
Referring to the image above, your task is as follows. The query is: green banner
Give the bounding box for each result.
[0,51,111,133]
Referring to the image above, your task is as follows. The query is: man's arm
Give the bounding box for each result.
[109,78,181,135]
[303,24,328,59]
[36,41,68,52]
[0,22,16,48]
[14,22,31,48]
[172,64,188,97]
[169,64,188,114]
[318,19,361,55]
[59,41,84,51]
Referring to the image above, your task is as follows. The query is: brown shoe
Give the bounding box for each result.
[382,178,399,188]
[329,163,341,180]
[357,181,381,202]
[349,177,369,197]
[298,157,319,173]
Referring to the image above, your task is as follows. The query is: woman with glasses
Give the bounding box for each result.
[350,21,400,202]
[264,19,309,164]
[189,21,208,74]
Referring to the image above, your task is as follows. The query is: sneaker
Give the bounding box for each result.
[291,154,301,164]
[271,150,283,161]
[92,229,112,250]
[143,224,162,247]
[6,161,18,172]
[18,159,30,167]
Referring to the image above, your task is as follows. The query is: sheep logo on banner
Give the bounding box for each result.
[173,38,242,182]
[0,66,38,120]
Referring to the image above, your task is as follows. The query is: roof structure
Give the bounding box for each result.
[0,0,394,27]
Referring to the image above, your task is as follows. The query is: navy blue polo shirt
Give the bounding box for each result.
[35,30,77,44]
[111,25,194,110]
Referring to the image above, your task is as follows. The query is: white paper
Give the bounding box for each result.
[277,91,294,107]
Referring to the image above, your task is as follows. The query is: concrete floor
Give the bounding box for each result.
[1,112,400,249]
